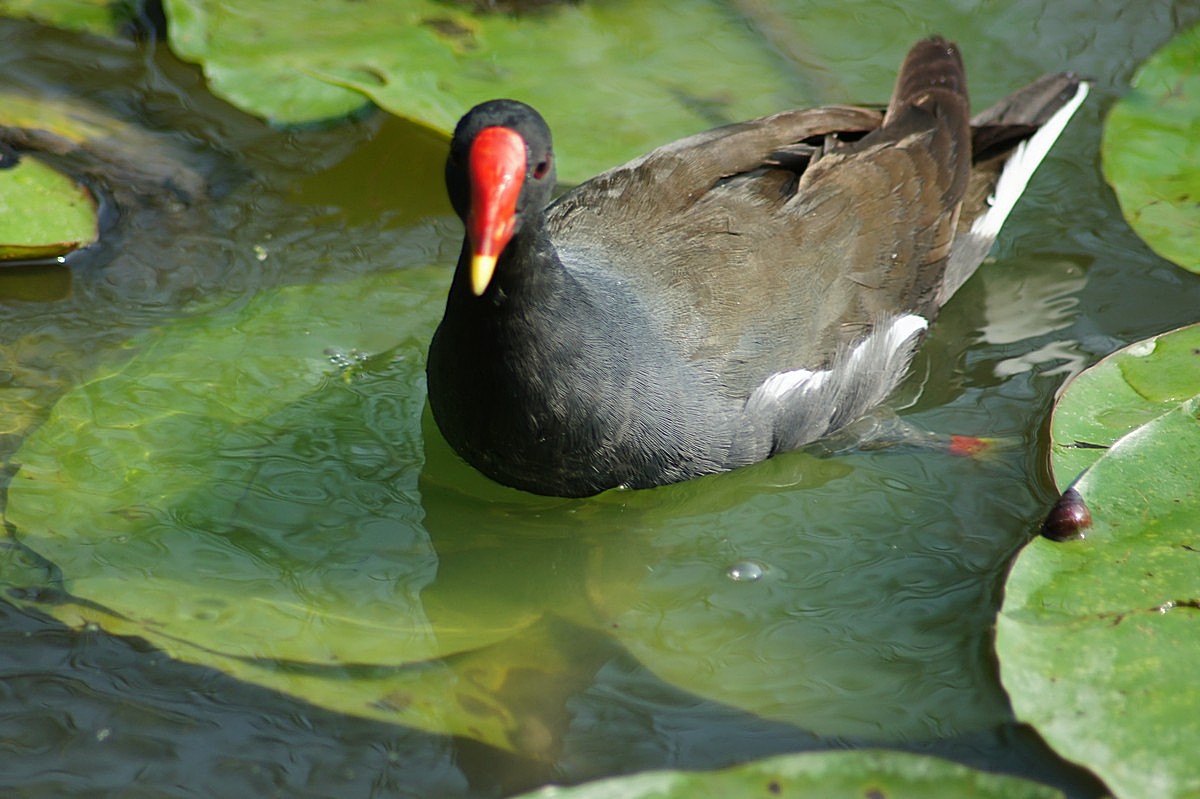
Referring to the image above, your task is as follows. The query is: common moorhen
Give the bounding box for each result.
[428,37,1087,497]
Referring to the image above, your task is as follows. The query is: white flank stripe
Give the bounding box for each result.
[847,313,929,367]
[883,313,929,349]
[756,314,927,402]
[756,367,826,400]
[971,81,1090,239]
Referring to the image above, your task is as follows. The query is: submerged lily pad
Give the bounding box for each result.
[0,87,209,205]
[0,152,97,259]
[1,267,567,748]
[997,325,1200,799]
[513,750,1063,799]
[582,445,1016,742]
[4,270,444,661]
[2,259,1028,754]
[1102,24,1200,272]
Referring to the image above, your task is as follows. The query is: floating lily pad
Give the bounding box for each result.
[0,152,97,260]
[0,0,124,34]
[1102,24,1200,272]
[151,0,1125,186]
[997,325,1200,799]
[159,0,803,182]
[162,0,1079,183]
[1046,323,1200,484]
[512,750,1063,799]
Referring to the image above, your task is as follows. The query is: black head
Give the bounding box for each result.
[445,99,557,295]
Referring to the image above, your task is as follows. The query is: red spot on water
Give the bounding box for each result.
[948,435,990,457]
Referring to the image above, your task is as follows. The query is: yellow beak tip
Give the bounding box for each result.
[470,254,498,296]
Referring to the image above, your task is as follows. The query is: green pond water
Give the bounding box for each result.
[1,4,1198,797]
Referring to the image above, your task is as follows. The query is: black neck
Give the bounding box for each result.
[452,221,564,311]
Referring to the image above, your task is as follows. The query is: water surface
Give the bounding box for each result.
[2,5,1198,797]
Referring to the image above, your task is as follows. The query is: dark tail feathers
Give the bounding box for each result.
[886,36,969,122]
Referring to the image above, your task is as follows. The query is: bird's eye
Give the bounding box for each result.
[533,157,551,180]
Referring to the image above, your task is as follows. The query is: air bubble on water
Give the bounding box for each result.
[726,560,767,582]
[325,348,370,368]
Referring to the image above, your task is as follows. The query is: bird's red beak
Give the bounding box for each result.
[467,126,527,296]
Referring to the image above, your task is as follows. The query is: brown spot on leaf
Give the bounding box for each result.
[421,16,478,50]
[372,692,413,713]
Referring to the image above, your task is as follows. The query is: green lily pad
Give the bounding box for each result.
[0,562,605,758]
[0,153,97,260]
[1047,323,1200,485]
[997,326,1200,799]
[1102,24,1200,272]
[150,0,1130,186]
[512,750,1063,799]
[158,0,1075,184]
[0,0,124,34]
[159,0,801,182]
